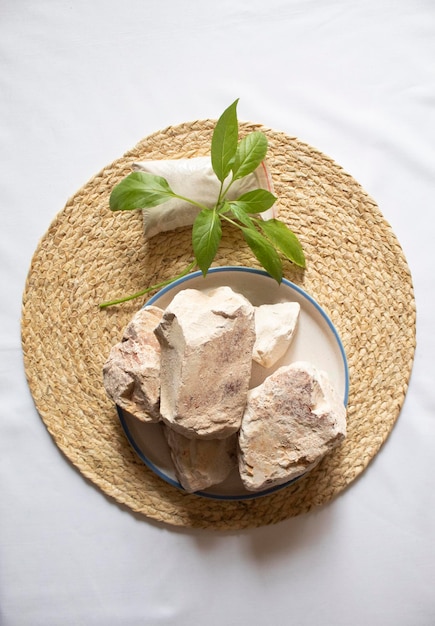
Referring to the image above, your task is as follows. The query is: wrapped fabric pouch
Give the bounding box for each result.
[133,156,275,240]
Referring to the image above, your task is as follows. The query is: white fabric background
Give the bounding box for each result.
[1,1,434,624]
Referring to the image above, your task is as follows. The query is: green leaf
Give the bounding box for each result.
[211,99,239,183]
[232,131,268,181]
[229,189,276,214]
[226,202,256,229]
[192,208,222,276]
[257,219,306,268]
[241,227,283,283]
[109,171,175,211]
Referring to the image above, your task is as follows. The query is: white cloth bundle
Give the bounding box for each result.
[133,156,275,239]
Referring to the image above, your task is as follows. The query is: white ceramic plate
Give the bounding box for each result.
[117,266,349,500]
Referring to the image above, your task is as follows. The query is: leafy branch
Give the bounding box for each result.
[100,99,305,308]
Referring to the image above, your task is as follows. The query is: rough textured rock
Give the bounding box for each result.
[155,286,255,439]
[238,361,347,491]
[164,425,237,493]
[252,302,301,368]
[103,305,163,422]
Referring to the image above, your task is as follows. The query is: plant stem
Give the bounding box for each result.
[216,179,227,208]
[99,260,197,308]
[170,193,210,212]
[220,212,241,229]
[220,211,257,232]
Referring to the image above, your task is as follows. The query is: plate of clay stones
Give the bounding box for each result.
[103,266,349,500]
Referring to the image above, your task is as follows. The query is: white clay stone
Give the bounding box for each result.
[103,306,163,422]
[155,286,255,439]
[238,361,346,491]
[252,301,300,368]
[164,425,237,493]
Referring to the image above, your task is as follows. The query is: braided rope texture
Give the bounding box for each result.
[21,120,416,529]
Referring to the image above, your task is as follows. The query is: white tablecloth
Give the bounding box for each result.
[1,1,434,624]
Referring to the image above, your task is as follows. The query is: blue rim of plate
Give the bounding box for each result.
[117,266,350,501]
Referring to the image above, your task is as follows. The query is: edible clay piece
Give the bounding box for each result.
[133,156,275,239]
[155,286,256,439]
[102,305,163,422]
[164,425,237,493]
[238,361,346,491]
[253,301,301,368]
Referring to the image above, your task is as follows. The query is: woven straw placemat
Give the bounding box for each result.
[21,120,416,530]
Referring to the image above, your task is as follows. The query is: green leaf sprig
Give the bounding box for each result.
[100,99,305,308]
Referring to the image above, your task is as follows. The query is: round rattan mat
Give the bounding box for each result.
[21,120,416,530]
